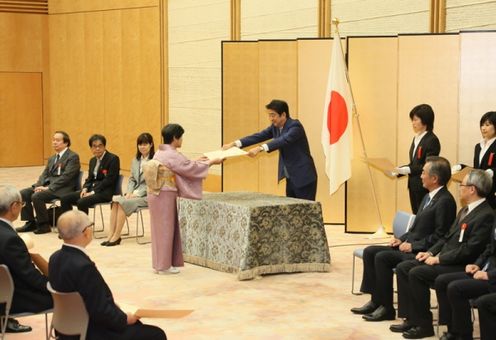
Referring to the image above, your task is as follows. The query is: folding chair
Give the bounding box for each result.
[129,207,150,244]
[0,265,52,340]
[351,211,415,295]
[47,282,88,340]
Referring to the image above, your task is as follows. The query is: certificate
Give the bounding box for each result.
[204,147,247,160]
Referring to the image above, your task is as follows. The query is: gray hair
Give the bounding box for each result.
[467,169,492,198]
[0,185,21,215]
[57,210,91,240]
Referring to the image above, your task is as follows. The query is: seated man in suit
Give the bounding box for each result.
[351,156,457,321]
[0,185,53,333]
[390,169,495,339]
[474,292,496,340]
[60,134,120,215]
[49,210,166,340]
[16,131,80,234]
[434,220,496,340]
[223,99,318,200]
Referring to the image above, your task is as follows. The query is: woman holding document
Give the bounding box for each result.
[395,104,440,214]
[144,124,223,275]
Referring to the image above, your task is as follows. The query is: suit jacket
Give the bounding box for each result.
[35,148,81,195]
[127,157,147,197]
[399,187,457,253]
[407,131,440,192]
[429,201,494,265]
[240,118,317,188]
[475,222,496,271]
[474,142,496,207]
[49,245,128,339]
[0,220,51,313]
[83,151,120,198]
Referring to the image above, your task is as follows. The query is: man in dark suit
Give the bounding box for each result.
[390,169,495,339]
[475,292,496,340]
[223,99,318,200]
[434,220,496,340]
[49,210,166,340]
[16,131,80,234]
[351,156,456,322]
[0,185,53,333]
[60,134,120,214]
[395,104,441,214]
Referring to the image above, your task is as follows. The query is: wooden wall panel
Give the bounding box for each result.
[222,42,259,192]
[258,41,298,196]
[49,0,158,14]
[347,37,399,233]
[397,34,460,210]
[48,7,161,172]
[458,32,496,168]
[0,73,43,166]
[297,39,345,224]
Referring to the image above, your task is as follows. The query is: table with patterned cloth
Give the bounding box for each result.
[178,192,331,280]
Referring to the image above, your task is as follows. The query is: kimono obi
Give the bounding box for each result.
[142,159,176,195]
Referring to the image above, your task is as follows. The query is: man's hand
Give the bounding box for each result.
[424,256,440,266]
[80,188,88,198]
[474,271,489,280]
[416,252,430,262]
[399,242,412,253]
[126,313,140,325]
[465,264,480,274]
[222,142,235,150]
[81,190,94,198]
[34,186,48,193]
[247,146,262,158]
[389,238,402,247]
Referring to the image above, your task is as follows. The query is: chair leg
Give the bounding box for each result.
[92,205,106,239]
[351,254,362,295]
[136,210,150,245]
[45,313,49,340]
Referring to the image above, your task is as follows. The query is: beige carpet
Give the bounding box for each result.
[2,166,452,339]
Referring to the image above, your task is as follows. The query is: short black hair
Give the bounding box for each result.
[135,132,155,160]
[426,156,451,186]
[409,104,435,131]
[161,124,184,144]
[54,130,71,147]
[88,134,106,147]
[266,99,290,118]
[480,111,496,128]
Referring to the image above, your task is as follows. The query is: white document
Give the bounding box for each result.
[204,147,247,160]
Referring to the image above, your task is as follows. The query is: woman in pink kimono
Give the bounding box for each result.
[148,124,223,274]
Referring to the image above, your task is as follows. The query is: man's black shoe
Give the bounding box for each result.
[16,221,37,233]
[362,305,396,321]
[350,300,378,314]
[390,320,412,333]
[402,326,434,339]
[34,224,52,234]
[5,318,32,333]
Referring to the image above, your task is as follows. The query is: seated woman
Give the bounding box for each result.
[101,132,155,246]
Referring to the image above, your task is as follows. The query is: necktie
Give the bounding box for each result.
[458,206,469,223]
[94,158,101,178]
[423,196,431,209]
[51,154,60,173]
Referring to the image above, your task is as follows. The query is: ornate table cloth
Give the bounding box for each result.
[178,192,331,280]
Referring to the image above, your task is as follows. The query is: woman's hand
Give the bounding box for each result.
[208,158,225,166]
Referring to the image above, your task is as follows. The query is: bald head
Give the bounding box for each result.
[57,210,93,244]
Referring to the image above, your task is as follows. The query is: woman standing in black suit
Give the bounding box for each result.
[395,104,440,214]
[454,111,496,209]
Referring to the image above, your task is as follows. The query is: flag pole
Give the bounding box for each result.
[332,18,388,238]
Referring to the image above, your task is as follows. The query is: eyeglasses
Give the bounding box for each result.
[82,222,94,233]
[459,184,474,187]
[12,201,26,207]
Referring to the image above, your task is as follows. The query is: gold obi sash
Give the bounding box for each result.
[142,159,176,195]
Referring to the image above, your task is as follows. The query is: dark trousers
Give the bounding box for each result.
[435,272,491,338]
[59,191,112,215]
[20,187,59,226]
[396,259,464,327]
[58,320,166,340]
[361,246,415,309]
[286,178,317,201]
[475,293,496,340]
[409,188,428,214]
